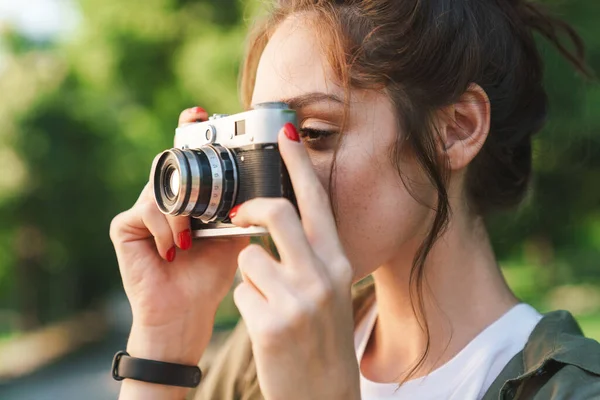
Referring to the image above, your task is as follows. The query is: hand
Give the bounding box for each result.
[109,107,249,366]
[230,123,361,400]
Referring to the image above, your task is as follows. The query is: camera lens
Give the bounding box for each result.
[164,167,180,200]
[150,145,237,222]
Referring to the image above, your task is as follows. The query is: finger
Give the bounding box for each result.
[233,282,269,333]
[238,244,291,301]
[278,123,344,256]
[140,181,192,251]
[230,198,314,268]
[178,106,208,127]
[139,201,177,261]
[117,199,176,262]
[165,215,192,251]
[111,184,156,242]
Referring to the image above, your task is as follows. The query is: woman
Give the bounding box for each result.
[109,0,600,399]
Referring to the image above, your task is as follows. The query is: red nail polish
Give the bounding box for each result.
[192,106,206,114]
[229,205,241,219]
[283,123,300,142]
[166,246,176,262]
[179,229,192,250]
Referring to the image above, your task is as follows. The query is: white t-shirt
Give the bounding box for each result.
[354,303,542,400]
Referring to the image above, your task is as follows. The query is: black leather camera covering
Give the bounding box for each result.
[189,143,297,231]
[232,144,296,207]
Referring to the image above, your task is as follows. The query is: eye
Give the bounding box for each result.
[298,128,337,149]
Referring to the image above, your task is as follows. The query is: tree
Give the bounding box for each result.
[0,0,257,331]
[0,0,598,334]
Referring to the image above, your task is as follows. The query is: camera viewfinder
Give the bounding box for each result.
[235,120,246,136]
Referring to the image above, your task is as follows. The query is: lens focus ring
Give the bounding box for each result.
[150,145,237,222]
[151,149,192,215]
[210,145,236,221]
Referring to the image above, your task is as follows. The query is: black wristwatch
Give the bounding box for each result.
[111,351,202,388]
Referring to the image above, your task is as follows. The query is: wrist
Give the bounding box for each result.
[119,379,191,400]
[127,318,213,366]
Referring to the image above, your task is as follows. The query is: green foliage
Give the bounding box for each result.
[488,3,600,286]
[577,313,600,341]
[0,0,257,332]
[0,0,598,335]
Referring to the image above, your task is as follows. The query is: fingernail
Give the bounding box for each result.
[229,204,241,219]
[283,123,300,142]
[178,229,192,250]
[192,106,205,114]
[166,246,176,262]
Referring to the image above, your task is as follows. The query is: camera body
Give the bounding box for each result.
[150,102,298,238]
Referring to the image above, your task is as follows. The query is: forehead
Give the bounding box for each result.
[251,14,343,105]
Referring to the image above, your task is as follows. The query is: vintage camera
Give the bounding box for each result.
[150,102,298,238]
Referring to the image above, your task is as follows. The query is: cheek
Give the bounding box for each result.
[325,146,433,279]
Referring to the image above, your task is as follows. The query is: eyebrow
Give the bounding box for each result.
[281,92,345,109]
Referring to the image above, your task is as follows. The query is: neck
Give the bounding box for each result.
[363,210,518,382]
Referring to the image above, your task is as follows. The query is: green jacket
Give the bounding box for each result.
[482,310,600,399]
[189,310,600,400]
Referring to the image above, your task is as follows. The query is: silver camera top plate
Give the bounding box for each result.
[174,103,297,149]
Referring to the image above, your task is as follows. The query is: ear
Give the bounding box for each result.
[438,83,491,171]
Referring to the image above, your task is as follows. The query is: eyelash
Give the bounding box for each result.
[298,128,336,145]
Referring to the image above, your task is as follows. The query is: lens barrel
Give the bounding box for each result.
[151,145,237,222]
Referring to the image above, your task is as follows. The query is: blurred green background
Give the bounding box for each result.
[0,0,598,394]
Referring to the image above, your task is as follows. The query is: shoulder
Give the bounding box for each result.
[530,363,600,399]
[524,310,600,377]
[489,309,600,400]
[527,310,600,399]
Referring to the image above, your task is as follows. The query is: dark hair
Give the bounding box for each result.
[241,0,593,382]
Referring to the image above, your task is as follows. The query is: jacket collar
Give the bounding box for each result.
[521,310,600,377]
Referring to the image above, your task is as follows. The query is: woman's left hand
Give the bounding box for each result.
[230,123,361,400]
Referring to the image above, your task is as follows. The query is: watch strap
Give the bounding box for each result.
[112,350,202,388]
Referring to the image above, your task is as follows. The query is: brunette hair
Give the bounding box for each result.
[240,0,593,382]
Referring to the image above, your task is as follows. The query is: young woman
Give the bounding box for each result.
[109,0,600,399]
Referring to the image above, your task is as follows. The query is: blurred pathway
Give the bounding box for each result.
[0,332,125,400]
[0,292,232,400]
[0,293,130,400]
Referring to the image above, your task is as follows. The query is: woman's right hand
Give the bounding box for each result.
[109,107,249,366]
